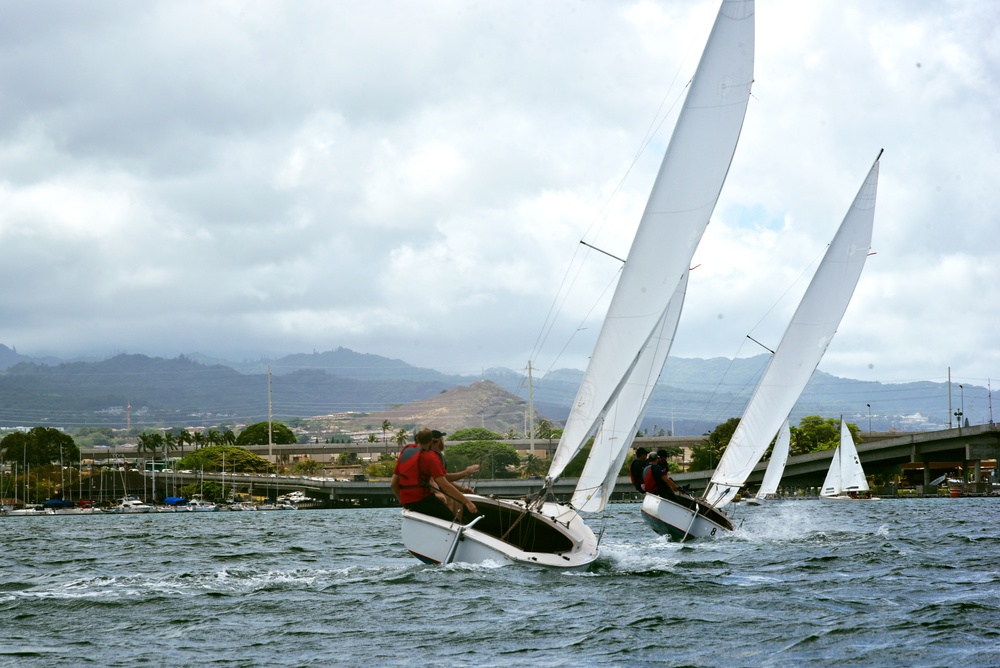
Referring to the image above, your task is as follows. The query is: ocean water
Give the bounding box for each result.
[1,498,998,667]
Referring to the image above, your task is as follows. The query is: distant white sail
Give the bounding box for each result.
[755,418,790,499]
[547,0,755,484]
[821,420,870,496]
[572,271,690,513]
[703,151,881,510]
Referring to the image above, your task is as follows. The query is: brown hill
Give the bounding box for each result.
[351,379,552,436]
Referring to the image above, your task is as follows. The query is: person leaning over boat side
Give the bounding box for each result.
[429,431,480,493]
[630,447,649,492]
[428,430,480,518]
[396,429,477,521]
[643,450,681,501]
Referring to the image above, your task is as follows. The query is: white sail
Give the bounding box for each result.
[547,0,755,483]
[702,151,881,509]
[755,418,790,499]
[821,420,870,496]
[571,271,690,512]
[820,444,843,496]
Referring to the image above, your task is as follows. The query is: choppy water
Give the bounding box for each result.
[1,498,998,667]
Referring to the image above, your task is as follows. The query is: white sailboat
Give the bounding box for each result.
[642,149,882,539]
[820,419,879,500]
[401,0,755,567]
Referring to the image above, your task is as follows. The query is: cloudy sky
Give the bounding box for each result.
[1,0,996,390]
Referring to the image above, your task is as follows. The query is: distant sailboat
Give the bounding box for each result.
[642,149,882,540]
[400,0,755,566]
[820,420,879,500]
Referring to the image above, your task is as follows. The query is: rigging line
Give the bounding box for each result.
[578,240,625,264]
[528,20,700,374]
[534,265,622,380]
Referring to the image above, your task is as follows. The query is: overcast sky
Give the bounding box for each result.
[1,0,996,390]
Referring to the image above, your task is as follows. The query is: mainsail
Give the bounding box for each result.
[754,418,790,499]
[546,0,755,485]
[702,151,882,509]
[571,271,690,512]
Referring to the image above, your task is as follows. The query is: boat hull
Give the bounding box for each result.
[640,492,734,541]
[401,494,599,569]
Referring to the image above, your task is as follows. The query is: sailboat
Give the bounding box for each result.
[400,0,755,567]
[745,418,790,505]
[820,419,879,500]
[642,149,882,539]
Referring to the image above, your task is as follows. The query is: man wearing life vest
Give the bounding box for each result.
[630,447,649,492]
[643,449,680,500]
[395,428,477,521]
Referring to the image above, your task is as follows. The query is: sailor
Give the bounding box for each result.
[395,428,477,521]
[630,447,649,492]
[643,449,681,500]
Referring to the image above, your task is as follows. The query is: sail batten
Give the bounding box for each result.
[548,0,755,485]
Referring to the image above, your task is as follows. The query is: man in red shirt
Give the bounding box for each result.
[428,430,480,518]
[394,428,477,521]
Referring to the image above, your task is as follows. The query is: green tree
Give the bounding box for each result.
[534,419,553,440]
[521,454,548,478]
[291,458,322,475]
[449,427,501,442]
[236,422,296,446]
[177,445,271,473]
[444,441,520,478]
[0,427,80,468]
[690,417,741,471]
[791,416,860,455]
[337,452,359,465]
[366,455,397,478]
[222,429,237,445]
[72,427,116,448]
[394,428,408,448]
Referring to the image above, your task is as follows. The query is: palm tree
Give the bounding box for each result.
[165,432,179,461]
[381,420,392,454]
[394,428,408,449]
[206,429,222,446]
[222,429,236,445]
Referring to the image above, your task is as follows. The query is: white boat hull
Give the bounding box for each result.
[820,495,881,501]
[640,492,734,541]
[401,494,599,569]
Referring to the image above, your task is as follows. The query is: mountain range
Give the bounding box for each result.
[0,344,986,435]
